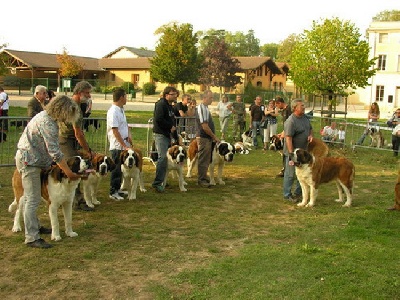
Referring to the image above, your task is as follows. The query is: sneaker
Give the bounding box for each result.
[109,193,124,201]
[118,190,128,197]
[27,238,53,249]
[153,185,165,193]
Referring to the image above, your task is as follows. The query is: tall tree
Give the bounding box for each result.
[56,48,83,78]
[198,37,242,95]
[0,43,10,76]
[276,34,299,63]
[225,30,260,56]
[260,43,278,59]
[290,18,376,98]
[373,10,400,21]
[150,22,201,93]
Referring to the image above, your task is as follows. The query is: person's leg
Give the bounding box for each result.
[232,117,238,140]
[110,149,122,195]
[197,137,212,184]
[252,121,258,147]
[283,155,295,198]
[152,133,169,188]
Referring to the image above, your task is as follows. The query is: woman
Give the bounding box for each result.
[16,95,82,249]
[263,100,278,150]
[216,95,232,140]
[356,102,380,145]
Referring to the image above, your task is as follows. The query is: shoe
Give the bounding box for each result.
[77,203,95,211]
[27,238,53,249]
[198,181,211,188]
[153,185,165,193]
[276,171,284,178]
[109,193,124,201]
[283,195,297,203]
[38,226,52,234]
[118,190,128,197]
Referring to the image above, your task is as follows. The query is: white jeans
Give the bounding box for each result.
[16,150,43,243]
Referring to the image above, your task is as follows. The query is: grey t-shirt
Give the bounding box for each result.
[283,114,312,155]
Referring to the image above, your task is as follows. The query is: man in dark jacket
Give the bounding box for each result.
[152,86,178,192]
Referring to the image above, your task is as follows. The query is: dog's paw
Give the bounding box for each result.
[12,226,22,232]
[297,202,306,207]
[218,180,226,185]
[342,202,352,207]
[51,235,62,241]
[183,181,188,185]
[92,200,101,205]
[180,187,187,192]
[334,199,344,203]
[66,231,78,238]
[128,196,136,201]
[140,187,147,192]
[86,202,95,208]
[305,203,315,208]
[209,180,216,186]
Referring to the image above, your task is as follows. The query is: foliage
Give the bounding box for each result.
[150,22,201,93]
[290,18,376,96]
[142,82,156,95]
[260,43,278,59]
[373,9,400,21]
[225,30,260,56]
[198,37,242,94]
[276,33,300,63]
[56,47,83,78]
[186,88,198,94]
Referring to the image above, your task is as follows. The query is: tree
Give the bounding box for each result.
[290,18,376,99]
[225,30,260,56]
[198,37,242,95]
[150,22,201,93]
[260,43,278,59]
[56,48,83,78]
[0,43,10,76]
[373,10,400,21]
[276,34,299,63]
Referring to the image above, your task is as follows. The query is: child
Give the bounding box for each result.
[338,125,346,144]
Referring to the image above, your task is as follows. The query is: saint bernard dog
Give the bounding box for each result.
[307,137,329,158]
[186,140,235,185]
[9,156,90,241]
[269,134,284,151]
[120,148,147,200]
[81,152,116,208]
[164,145,188,192]
[368,127,384,148]
[234,141,250,154]
[293,148,355,208]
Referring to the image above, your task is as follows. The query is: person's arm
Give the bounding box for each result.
[201,123,220,143]
[112,127,131,149]
[73,125,93,156]
[56,158,82,180]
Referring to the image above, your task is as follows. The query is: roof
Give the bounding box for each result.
[234,56,283,74]
[98,57,152,69]
[103,46,156,58]
[2,49,102,71]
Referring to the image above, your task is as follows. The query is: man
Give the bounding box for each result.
[196,90,220,187]
[107,88,132,200]
[275,96,292,177]
[174,93,194,135]
[27,85,48,118]
[59,81,95,211]
[0,86,9,131]
[250,96,265,149]
[321,121,338,142]
[231,95,246,141]
[283,99,313,202]
[152,86,178,193]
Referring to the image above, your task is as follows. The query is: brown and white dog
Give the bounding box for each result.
[368,127,385,148]
[81,153,116,208]
[308,138,329,158]
[120,148,147,200]
[9,156,90,241]
[164,145,188,192]
[234,141,250,154]
[269,134,284,151]
[186,140,235,185]
[293,148,355,208]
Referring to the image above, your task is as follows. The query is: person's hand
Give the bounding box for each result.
[66,172,82,181]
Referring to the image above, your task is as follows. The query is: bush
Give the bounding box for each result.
[142,82,156,95]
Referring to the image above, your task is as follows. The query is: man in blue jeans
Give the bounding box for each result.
[152,86,178,192]
[283,99,313,202]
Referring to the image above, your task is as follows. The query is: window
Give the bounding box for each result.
[111,73,116,81]
[377,55,386,70]
[379,33,388,43]
[376,85,384,102]
[132,74,139,84]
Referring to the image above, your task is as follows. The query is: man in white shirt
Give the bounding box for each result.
[107,88,132,200]
[0,86,9,131]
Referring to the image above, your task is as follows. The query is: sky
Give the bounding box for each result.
[1,0,400,58]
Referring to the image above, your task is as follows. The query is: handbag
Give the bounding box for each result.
[260,119,267,129]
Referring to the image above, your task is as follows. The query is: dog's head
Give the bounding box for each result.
[217,142,235,162]
[269,135,283,151]
[292,148,313,167]
[168,145,187,164]
[49,156,89,182]
[121,149,139,168]
[234,142,249,155]
[368,127,380,136]
[93,154,116,175]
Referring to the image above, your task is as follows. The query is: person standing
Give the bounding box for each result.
[356,102,380,145]
[174,93,192,134]
[263,99,278,150]
[275,96,292,177]
[58,81,94,211]
[216,95,232,140]
[107,88,132,200]
[0,86,9,131]
[152,86,178,193]
[231,95,246,141]
[250,96,265,149]
[27,85,49,118]
[196,90,220,187]
[283,99,313,202]
[15,95,82,248]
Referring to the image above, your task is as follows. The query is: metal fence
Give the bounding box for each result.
[0,116,107,167]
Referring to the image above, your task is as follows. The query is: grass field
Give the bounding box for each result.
[0,107,399,299]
